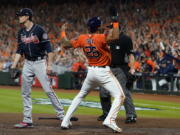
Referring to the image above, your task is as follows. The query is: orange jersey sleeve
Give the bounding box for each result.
[71,34,111,66]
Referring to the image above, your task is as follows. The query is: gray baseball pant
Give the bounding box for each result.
[100,67,136,118]
[21,59,64,123]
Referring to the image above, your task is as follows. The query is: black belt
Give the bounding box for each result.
[110,65,120,68]
[89,66,107,68]
[110,64,128,68]
[26,56,45,61]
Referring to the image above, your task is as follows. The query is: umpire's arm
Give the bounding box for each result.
[129,54,135,74]
[106,23,119,42]
[127,37,135,74]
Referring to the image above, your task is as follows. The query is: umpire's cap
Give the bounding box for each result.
[87,17,102,33]
[16,8,33,20]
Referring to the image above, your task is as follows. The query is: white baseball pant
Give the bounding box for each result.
[61,66,125,127]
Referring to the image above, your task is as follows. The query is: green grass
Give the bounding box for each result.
[0,88,180,118]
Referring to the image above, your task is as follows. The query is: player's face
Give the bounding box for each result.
[18,16,29,24]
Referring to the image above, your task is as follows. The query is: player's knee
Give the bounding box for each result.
[77,93,86,99]
[115,93,126,103]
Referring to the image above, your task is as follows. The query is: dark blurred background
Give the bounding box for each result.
[0,0,179,92]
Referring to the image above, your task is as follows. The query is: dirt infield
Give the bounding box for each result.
[0,113,180,135]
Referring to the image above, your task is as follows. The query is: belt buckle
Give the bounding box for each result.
[37,57,41,60]
[37,56,44,61]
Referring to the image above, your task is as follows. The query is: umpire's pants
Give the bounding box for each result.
[100,66,137,118]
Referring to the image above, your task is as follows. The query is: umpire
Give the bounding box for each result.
[98,26,137,123]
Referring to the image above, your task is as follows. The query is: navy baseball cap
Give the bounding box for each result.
[87,17,102,33]
[16,8,33,17]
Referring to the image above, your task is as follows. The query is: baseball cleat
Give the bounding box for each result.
[70,116,78,121]
[125,116,137,124]
[103,121,122,133]
[97,114,107,121]
[61,121,72,130]
[61,126,69,130]
[14,122,34,128]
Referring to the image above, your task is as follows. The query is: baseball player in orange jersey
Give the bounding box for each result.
[60,17,125,133]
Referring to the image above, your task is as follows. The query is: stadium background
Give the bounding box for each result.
[0,0,179,134]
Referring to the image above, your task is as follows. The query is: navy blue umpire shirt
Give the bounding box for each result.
[109,32,133,66]
[16,24,52,60]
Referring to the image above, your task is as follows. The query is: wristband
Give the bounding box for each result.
[113,22,119,28]
[61,31,66,38]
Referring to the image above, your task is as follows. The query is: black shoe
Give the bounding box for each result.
[125,116,137,124]
[70,116,78,121]
[97,114,107,121]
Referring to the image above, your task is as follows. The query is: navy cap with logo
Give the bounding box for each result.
[87,17,102,33]
[16,8,33,20]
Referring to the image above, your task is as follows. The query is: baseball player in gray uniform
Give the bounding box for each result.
[11,8,64,128]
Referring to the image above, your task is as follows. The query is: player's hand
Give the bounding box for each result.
[47,65,52,75]
[129,68,135,75]
[11,63,17,69]
[10,68,20,79]
[109,6,118,22]
[61,23,68,31]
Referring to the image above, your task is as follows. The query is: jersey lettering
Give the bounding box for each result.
[84,46,101,58]
[21,33,40,44]
[71,34,111,66]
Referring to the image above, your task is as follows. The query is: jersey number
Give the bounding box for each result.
[84,46,101,58]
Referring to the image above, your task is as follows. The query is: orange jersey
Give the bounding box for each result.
[146,59,156,72]
[70,34,111,66]
[71,62,86,72]
[133,61,141,71]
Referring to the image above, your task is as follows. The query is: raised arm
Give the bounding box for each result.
[60,23,72,48]
[106,22,119,42]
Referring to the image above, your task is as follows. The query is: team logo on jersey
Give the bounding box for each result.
[21,33,40,44]
[86,39,93,44]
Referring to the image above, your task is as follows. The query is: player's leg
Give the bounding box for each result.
[61,70,98,128]
[101,70,125,132]
[98,87,111,121]
[34,60,64,119]
[112,67,137,123]
[14,60,35,128]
